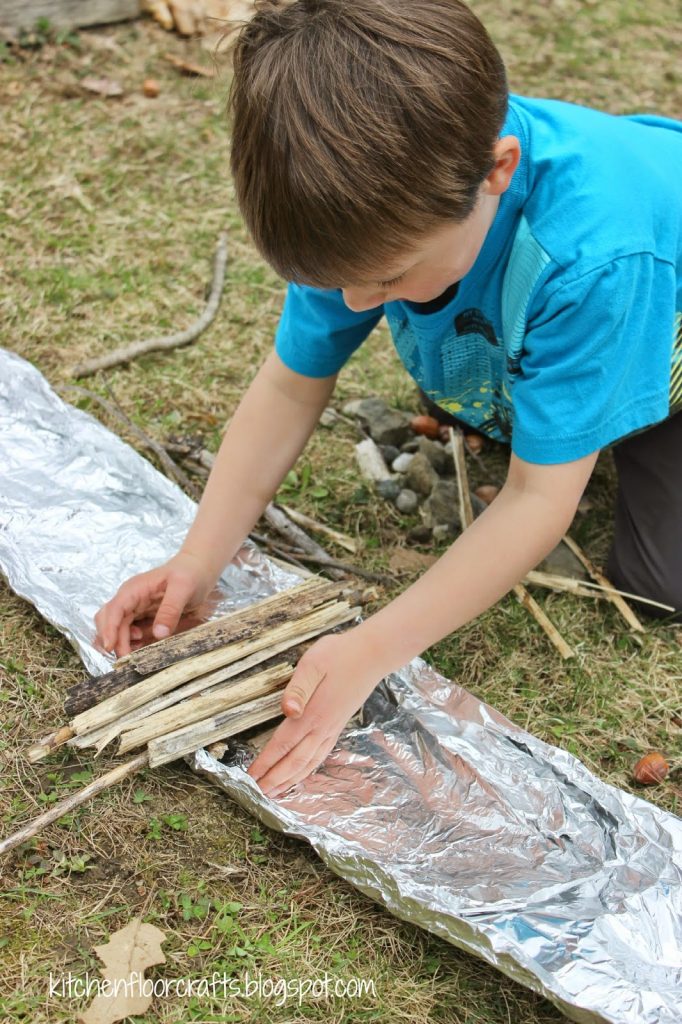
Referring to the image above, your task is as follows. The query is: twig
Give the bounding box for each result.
[276,503,358,554]
[448,428,574,660]
[71,232,228,377]
[0,752,149,857]
[450,428,474,529]
[511,584,574,659]
[258,539,393,585]
[525,570,675,611]
[263,504,346,581]
[58,383,203,501]
[561,534,645,634]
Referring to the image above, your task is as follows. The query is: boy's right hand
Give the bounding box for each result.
[93,551,219,659]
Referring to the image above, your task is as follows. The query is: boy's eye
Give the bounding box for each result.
[378,273,405,288]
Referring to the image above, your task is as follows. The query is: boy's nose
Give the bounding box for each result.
[341,288,384,312]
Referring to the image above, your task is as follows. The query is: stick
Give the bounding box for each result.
[70,602,358,737]
[116,662,293,755]
[525,570,675,611]
[561,534,645,633]
[276,503,358,554]
[71,232,228,377]
[116,578,346,674]
[448,428,574,660]
[147,690,285,768]
[0,752,149,858]
[449,428,475,530]
[254,536,393,585]
[263,504,346,581]
[511,584,574,660]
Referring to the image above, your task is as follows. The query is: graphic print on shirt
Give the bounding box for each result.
[671,311,682,413]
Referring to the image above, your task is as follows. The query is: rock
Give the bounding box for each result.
[375,478,402,502]
[537,542,588,580]
[354,437,393,483]
[417,436,451,476]
[474,484,499,505]
[380,444,400,465]
[342,397,412,447]
[395,489,419,514]
[319,406,340,428]
[400,439,420,454]
[404,452,438,496]
[432,524,452,543]
[471,493,488,518]
[392,452,414,473]
[407,524,433,544]
[422,479,460,531]
[464,433,485,454]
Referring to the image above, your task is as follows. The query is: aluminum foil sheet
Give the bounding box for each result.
[1,347,681,1024]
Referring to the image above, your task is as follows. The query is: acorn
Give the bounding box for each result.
[474,484,499,505]
[410,414,440,440]
[632,752,669,785]
[143,78,160,98]
[464,433,484,454]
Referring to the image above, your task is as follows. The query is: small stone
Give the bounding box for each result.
[474,484,500,505]
[632,752,669,785]
[404,452,438,496]
[538,543,588,580]
[342,397,412,447]
[464,433,485,454]
[407,524,433,544]
[417,436,450,476]
[401,439,420,454]
[432,524,452,543]
[422,479,460,531]
[392,452,414,473]
[380,444,400,465]
[375,478,401,501]
[395,489,419,514]
[319,406,340,428]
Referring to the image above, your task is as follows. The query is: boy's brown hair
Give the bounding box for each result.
[229,0,508,288]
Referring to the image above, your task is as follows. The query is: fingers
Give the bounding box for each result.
[247,715,315,784]
[94,574,160,652]
[280,655,327,719]
[151,573,196,640]
[267,735,337,799]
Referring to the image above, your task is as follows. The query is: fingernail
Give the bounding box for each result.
[153,625,170,639]
[131,627,142,640]
[287,701,302,717]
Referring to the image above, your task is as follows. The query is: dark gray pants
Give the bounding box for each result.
[418,388,682,621]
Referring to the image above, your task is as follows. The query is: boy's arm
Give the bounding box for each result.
[355,449,599,670]
[180,348,338,578]
[247,449,599,796]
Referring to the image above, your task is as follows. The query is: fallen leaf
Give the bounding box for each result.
[79,917,167,1024]
[81,76,124,98]
[164,51,215,76]
[388,548,438,574]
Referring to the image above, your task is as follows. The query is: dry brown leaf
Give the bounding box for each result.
[164,51,215,77]
[79,917,167,1024]
[388,548,438,574]
[81,76,124,98]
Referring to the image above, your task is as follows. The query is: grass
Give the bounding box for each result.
[0,5,681,1023]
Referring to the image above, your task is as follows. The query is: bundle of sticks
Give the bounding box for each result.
[1,577,360,856]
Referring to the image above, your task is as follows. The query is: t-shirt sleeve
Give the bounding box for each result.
[511,253,677,463]
[274,283,384,378]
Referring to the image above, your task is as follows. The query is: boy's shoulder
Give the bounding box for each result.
[505,93,682,279]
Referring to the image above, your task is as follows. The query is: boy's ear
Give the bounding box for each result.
[482,135,521,197]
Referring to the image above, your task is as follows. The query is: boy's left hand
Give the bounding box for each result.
[246,630,382,798]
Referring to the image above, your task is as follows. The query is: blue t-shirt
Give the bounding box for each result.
[275,94,682,463]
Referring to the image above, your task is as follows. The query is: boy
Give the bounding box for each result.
[95,0,682,800]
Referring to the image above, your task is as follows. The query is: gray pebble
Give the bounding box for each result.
[395,489,419,514]
[375,478,402,501]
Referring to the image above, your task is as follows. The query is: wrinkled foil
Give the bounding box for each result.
[1,348,680,1024]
